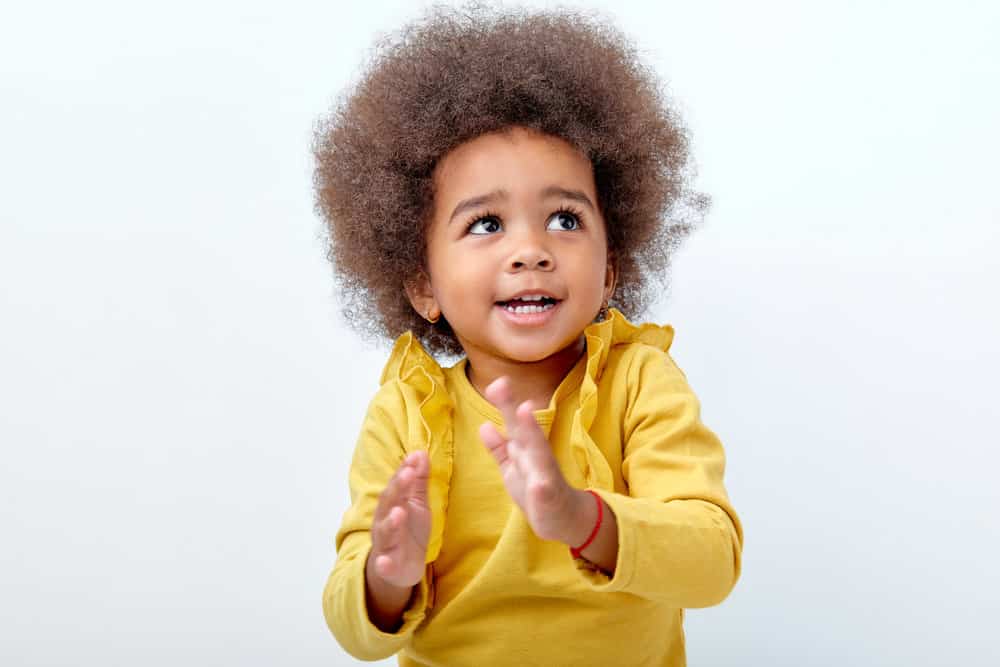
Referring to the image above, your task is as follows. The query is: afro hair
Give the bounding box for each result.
[313,4,707,357]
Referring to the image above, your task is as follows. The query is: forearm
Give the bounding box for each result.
[364,550,415,632]
[577,493,741,607]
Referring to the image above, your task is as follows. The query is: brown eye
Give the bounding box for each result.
[468,216,502,234]
[546,211,580,231]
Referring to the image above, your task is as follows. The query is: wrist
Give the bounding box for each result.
[561,488,599,547]
[364,551,415,632]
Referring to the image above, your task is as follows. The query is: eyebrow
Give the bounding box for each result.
[447,186,597,225]
[449,190,509,225]
[540,186,597,213]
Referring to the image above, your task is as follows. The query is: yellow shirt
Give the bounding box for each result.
[324,310,743,666]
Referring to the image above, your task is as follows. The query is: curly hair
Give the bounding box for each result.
[313,4,707,357]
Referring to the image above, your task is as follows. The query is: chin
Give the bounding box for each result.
[494,348,549,364]
[500,340,576,364]
[512,351,557,364]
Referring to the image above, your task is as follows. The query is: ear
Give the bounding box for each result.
[404,271,441,323]
[603,254,617,304]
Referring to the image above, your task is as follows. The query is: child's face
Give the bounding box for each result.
[410,127,614,366]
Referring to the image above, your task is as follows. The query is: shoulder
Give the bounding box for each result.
[370,331,449,414]
[605,342,698,435]
[581,311,691,402]
[603,338,689,392]
[630,342,687,378]
[364,377,408,423]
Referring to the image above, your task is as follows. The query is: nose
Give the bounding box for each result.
[506,227,554,272]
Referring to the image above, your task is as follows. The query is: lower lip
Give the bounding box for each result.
[495,301,561,327]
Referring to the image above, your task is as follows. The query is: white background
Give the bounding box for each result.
[2,1,998,665]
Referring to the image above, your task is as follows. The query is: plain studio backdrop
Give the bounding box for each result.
[1,1,997,665]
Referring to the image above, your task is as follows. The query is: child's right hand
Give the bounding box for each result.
[367,450,431,589]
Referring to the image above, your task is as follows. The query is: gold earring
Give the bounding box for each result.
[426,310,440,324]
[597,300,609,322]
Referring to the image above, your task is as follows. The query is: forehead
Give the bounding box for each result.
[432,128,596,204]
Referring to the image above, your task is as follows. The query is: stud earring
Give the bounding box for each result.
[426,310,440,324]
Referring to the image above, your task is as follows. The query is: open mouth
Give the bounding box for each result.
[495,296,560,314]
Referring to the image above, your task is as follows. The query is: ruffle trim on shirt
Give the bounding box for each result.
[379,331,454,563]
[378,309,674,559]
[574,308,675,490]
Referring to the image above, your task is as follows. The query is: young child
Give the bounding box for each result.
[314,7,742,666]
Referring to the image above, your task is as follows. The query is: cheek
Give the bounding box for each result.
[428,254,491,309]
[584,244,611,286]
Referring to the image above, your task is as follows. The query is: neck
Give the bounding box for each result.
[464,336,587,409]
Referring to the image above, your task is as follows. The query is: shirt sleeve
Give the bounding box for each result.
[575,345,744,608]
[322,381,432,660]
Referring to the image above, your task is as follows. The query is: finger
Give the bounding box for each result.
[393,453,420,498]
[374,458,409,521]
[515,400,550,460]
[483,376,519,439]
[506,438,531,477]
[402,450,424,470]
[373,553,396,580]
[373,542,406,581]
[407,450,430,505]
[373,478,395,523]
[511,403,562,489]
[396,461,415,496]
[478,421,509,466]
[373,505,405,551]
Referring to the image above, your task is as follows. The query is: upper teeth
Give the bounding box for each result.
[506,302,555,314]
[514,294,547,301]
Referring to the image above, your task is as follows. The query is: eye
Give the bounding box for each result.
[546,210,581,231]
[467,215,502,235]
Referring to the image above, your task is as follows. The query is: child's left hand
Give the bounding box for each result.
[479,377,584,544]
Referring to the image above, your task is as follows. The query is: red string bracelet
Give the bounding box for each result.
[570,490,603,559]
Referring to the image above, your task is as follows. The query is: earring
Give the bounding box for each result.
[426,310,440,324]
[597,300,610,322]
